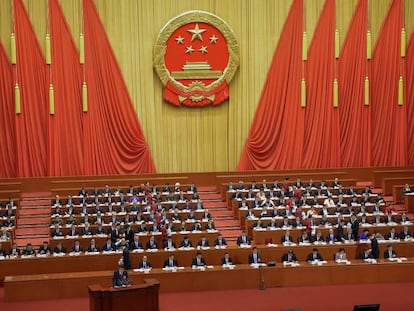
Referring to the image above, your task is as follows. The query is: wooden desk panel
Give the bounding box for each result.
[405,194,414,213]
[3,242,414,288]
[5,260,414,301]
[89,279,160,311]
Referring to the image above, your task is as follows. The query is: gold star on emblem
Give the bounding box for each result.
[209,35,218,44]
[175,36,184,44]
[199,46,208,54]
[187,23,206,41]
[185,45,194,54]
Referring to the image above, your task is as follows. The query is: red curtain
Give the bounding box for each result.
[370,0,407,166]
[338,0,371,167]
[407,31,414,165]
[82,0,156,174]
[48,0,84,176]
[302,0,340,168]
[14,0,48,177]
[0,42,16,177]
[238,0,304,170]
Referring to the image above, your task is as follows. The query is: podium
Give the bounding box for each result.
[89,279,160,311]
[405,194,414,213]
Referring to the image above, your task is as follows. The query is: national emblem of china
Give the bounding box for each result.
[154,11,239,107]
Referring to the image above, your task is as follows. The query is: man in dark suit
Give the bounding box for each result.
[248,247,262,264]
[400,225,412,239]
[281,230,293,244]
[187,183,198,193]
[197,236,210,248]
[138,255,152,269]
[161,235,174,249]
[130,235,143,251]
[179,236,193,248]
[306,248,324,262]
[326,228,337,243]
[87,238,100,253]
[124,225,135,245]
[146,235,158,250]
[221,252,234,265]
[237,230,251,246]
[384,244,397,259]
[370,233,380,259]
[113,263,130,288]
[71,239,84,253]
[281,250,298,263]
[38,241,52,256]
[163,253,179,268]
[359,248,373,260]
[385,227,399,240]
[214,234,228,247]
[191,252,206,267]
[53,241,67,254]
[102,238,116,252]
[349,213,360,239]
[8,242,20,257]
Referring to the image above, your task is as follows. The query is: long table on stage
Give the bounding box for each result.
[5,258,414,301]
[2,241,414,285]
[405,193,414,213]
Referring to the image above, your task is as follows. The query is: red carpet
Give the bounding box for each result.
[1,282,414,311]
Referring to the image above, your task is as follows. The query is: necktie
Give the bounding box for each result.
[197,258,200,265]
[170,260,173,267]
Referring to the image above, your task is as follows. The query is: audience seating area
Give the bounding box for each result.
[1,167,414,300]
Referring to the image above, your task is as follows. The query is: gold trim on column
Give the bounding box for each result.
[15,83,21,114]
[364,76,369,106]
[49,84,55,115]
[301,78,306,108]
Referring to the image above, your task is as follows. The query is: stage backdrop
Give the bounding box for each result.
[0,0,414,175]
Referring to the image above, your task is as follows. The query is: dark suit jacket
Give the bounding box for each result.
[384,250,397,259]
[306,252,323,261]
[53,246,66,254]
[124,229,135,245]
[163,240,177,249]
[248,252,262,264]
[237,235,251,246]
[112,270,129,287]
[221,257,234,265]
[180,240,193,248]
[281,253,298,262]
[281,235,293,243]
[138,261,152,269]
[163,258,179,268]
[371,237,379,259]
[130,241,143,250]
[146,240,158,250]
[359,251,373,259]
[71,245,84,253]
[197,240,210,247]
[191,257,206,266]
[214,238,228,247]
[87,244,99,252]
[103,242,116,252]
